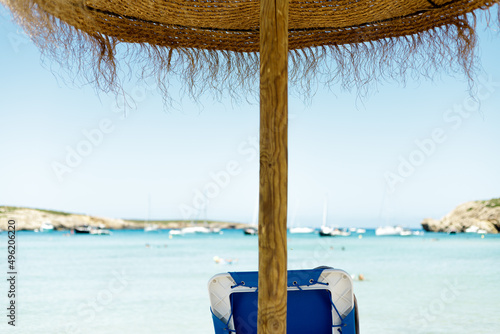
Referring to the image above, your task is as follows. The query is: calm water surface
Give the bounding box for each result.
[2,229,499,333]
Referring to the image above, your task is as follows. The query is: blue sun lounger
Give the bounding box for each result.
[208,267,359,333]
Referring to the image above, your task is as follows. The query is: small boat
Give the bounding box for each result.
[74,225,111,235]
[399,229,412,236]
[143,194,157,232]
[288,199,314,234]
[319,227,351,237]
[375,225,412,236]
[40,221,55,232]
[210,227,223,234]
[339,229,351,237]
[464,226,488,234]
[243,227,258,235]
[318,197,339,237]
[319,226,334,236]
[346,227,366,234]
[465,225,479,233]
[289,226,315,234]
[181,224,222,234]
[376,226,396,236]
[318,197,351,237]
[169,229,184,236]
[144,224,159,232]
[244,197,258,236]
[74,225,92,234]
[181,226,211,234]
[90,227,112,235]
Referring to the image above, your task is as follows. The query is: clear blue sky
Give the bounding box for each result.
[1,8,499,228]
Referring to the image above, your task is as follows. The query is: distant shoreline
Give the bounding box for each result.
[0,206,249,231]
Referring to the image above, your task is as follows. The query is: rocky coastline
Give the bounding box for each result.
[0,206,246,231]
[421,198,500,234]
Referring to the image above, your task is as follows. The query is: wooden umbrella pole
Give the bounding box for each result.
[258,0,289,333]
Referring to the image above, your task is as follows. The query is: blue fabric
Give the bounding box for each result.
[230,292,258,333]
[339,308,356,334]
[212,269,358,334]
[229,271,259,288]
[211,309,233,334]
[230,289,337,334]
[288,289,333,333]
[228,269,325,290]
[287,269,324,286]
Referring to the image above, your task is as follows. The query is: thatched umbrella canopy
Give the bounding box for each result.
[2,0,499,332]
[3,0,498,98]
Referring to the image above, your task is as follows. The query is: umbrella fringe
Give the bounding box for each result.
[2,0,499,104]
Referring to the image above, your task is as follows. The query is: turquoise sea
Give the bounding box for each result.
[2,229,500,333]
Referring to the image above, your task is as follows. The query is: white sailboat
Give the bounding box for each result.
[144,194,159,232]
[375,225,411,236]
[289,199,314,234]
[244,196,259,235]
[168,229,184,236]
[289,227,315,233]
[144,224,159,232]
[181,226,211,234]
[375,188,416,236]
[319,197,336,236]
[319,197,350,237]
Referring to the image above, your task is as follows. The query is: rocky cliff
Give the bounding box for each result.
[0,206,247,231]
[421,198,500,234]
[0,206,141,231]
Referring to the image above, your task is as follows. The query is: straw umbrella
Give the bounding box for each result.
[2,0,499,332]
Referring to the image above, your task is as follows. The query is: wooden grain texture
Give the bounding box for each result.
[258,0,289,333]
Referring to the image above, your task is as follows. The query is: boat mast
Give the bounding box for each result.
[322,196,328,229]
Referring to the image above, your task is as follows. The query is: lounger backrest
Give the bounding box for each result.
[208,268,357,334]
